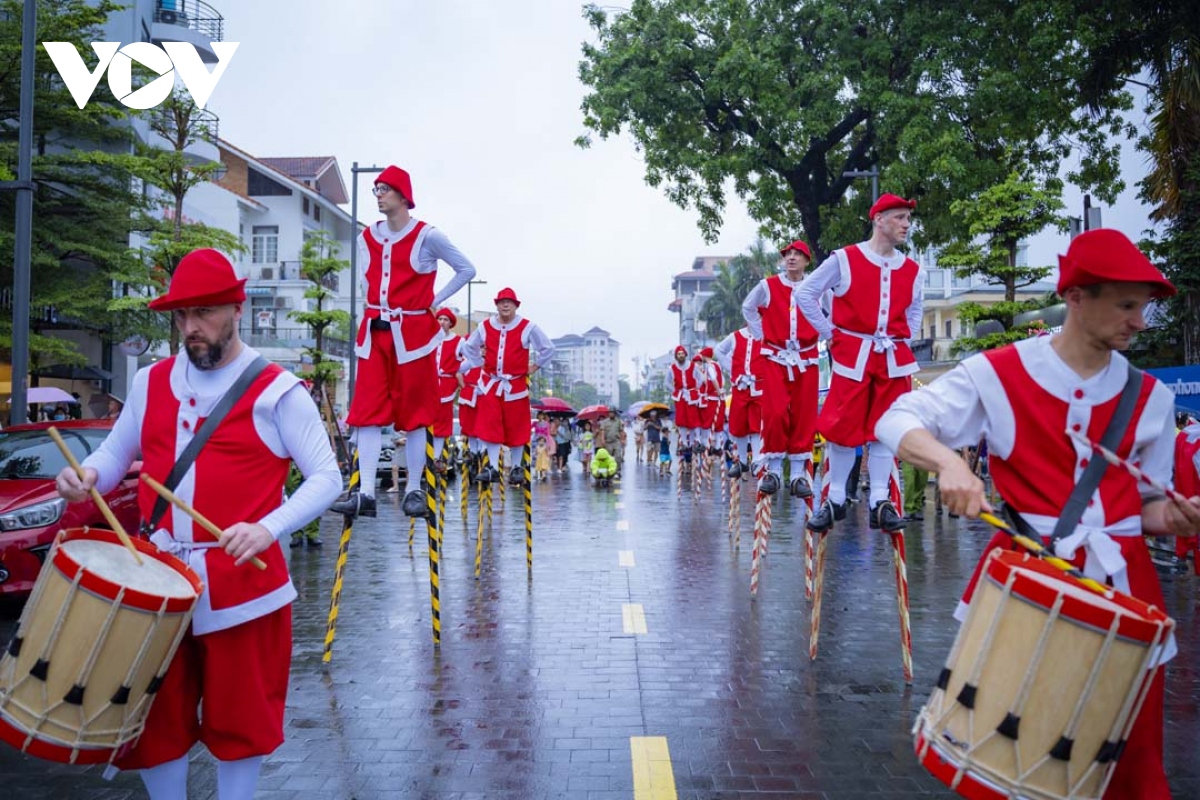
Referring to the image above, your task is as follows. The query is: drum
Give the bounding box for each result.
[914,549,1173,800]
[0,528,202,764]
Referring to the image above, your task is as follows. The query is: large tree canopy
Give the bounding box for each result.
[578,0,1130,255]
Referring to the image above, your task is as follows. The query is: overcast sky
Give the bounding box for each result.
[207,1,1161,381]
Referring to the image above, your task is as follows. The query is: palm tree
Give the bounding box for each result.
[699,239,780,339]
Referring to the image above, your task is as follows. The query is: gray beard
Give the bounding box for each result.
[186,338,228,370]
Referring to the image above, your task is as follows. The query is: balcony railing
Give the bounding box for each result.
[155,0,224,42]
[242,327,353,360]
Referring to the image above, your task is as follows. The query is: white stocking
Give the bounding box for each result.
[404,427,427,494]
[355,426,382,497]
[216,755,263,800]
[868,442,896,506]
[139,754,189,800]
[826,443,855,505]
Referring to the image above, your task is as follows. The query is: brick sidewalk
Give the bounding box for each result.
[0,458,1196,798]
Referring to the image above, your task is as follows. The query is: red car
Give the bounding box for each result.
[0,420,141,597]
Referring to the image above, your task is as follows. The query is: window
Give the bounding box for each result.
[925,270,945,289]
[314,205,322,222]
[252,226,279,264]
[945,320,953,339]
[302,197,309,215]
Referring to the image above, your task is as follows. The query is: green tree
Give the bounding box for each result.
[1075,1,1200,363]
[0,0,160,368]
[937,171,1066,353]
[288,231,351,398]
[698,239,776,338]
[578,0,1128,256]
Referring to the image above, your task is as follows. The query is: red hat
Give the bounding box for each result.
[1057,228,1175,298]
[435,307,457,326]
[868,193,917,220]
[674,345,688,356]
[148,249,246,311]
[698,346,714,359]
[779,240,812,259]
[375,165,415,208]
[494,287,521,307]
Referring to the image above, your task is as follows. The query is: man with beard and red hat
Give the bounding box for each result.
[431,307,464,471]
[330,165,477,520]
[55,249,342,800]
[458,288,556,483]
[877,229,1200,800]
[796,195,923,532]
[694,346,724,453]
[741,240,821,497]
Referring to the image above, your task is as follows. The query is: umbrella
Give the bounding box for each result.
[636,402,670,419]
[7,387,78,405]
[531,397,576,417]
[575,404,611,422]
[625,400,650,418]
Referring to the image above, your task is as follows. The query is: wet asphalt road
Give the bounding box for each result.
[0,452,1196,799]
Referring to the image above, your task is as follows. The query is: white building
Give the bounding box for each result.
[668,256,730,351]
[551,327,621,405]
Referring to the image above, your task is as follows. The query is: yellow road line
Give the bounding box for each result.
[614,489,623,495]
[618,550,635,567]
[615,501,625,509]
[616,520,630,531]
[622,603,648,634]
[631,736,678,799]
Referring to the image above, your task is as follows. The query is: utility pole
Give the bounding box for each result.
[2,0,37,424]
[466,279,488,335]
[348,162,384,405]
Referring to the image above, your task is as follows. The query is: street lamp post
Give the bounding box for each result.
[842,168,880,203]
[465,279,488,335]
[348,162,384,405]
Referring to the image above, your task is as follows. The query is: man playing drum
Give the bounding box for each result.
[55,249,342,800]
[876,229,1200,799]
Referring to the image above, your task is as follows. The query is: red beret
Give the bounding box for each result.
[1057,229,1175,298]
[435,308,457,326]
[375,165,415,208]
[148,249,246,311]
[869,193,916,220]
[780,240,812,259]
[674,345,688,356]
[494,287,521,307]
[698,347,714,359]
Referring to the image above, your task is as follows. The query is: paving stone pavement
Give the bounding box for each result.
[0,455,1196,799]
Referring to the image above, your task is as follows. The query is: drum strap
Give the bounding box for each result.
[142,356,270,535]
[1050,361,1144,546]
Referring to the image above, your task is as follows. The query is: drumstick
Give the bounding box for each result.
[1065,428,1190,503]
[48,426,143,565]
[978,511,1112,596]
[139,475,267,571]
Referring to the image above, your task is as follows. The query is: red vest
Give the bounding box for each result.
[355,221,439,362]
[480,317,532,399]
[984,345,1155,524]
[436,333,463,402]
[831,244,919,337]
[671,361,696,404]
[459,365,482,407]
[1175,427,1200,497]
[760,275,818,350]
[730,329,764,397]
[141,357,293,633]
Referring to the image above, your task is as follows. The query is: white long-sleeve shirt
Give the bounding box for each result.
[357,219,476,308]
[83,346,342,540]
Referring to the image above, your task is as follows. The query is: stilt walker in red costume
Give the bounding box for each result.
[742,241,820,497]
[694,347,722,452]
[331,165,477,519]
[878,229,1200,800]
[55,250,343,800]
[459,288,556,484]
[1174,423,1200,574]
[713,326,764,478]
[432,308,464,470]
[670,345,701,456]
[797,197,922,530]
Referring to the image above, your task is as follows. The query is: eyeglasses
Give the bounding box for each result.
[371,184,393,198]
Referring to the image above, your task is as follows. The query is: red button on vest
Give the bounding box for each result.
[1080,458,1088,468]
[1072,423,1081,432]
[1074,389,1084,399]
[182,420,190,430]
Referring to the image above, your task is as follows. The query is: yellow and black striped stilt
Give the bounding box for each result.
[437,441,448,536]
[461,448,470,526]
[498,449,507,506]
[522,443,533,576]
[475,452,489,578]
[323,448,360,664]
[423,427,441,646]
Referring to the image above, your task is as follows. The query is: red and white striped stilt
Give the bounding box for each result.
[676,437,684,501]
[885,459,913,683]
[692,445,703,499]
[809,530,830,660]
[804,459,821,602]
[749,490,771,597]
[728,466,740,541]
